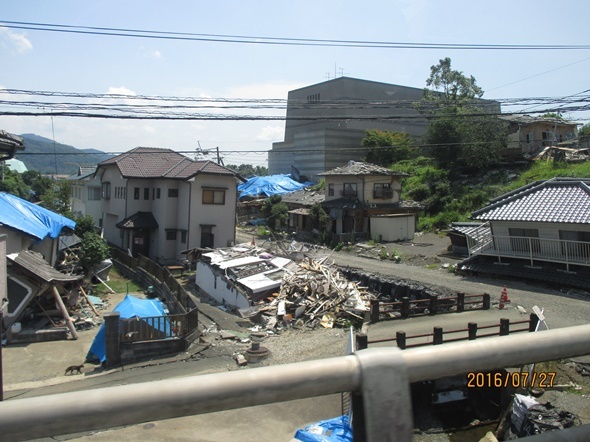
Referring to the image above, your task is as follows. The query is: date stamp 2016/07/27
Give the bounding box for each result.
[467,371,556,389]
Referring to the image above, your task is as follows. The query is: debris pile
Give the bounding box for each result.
[245,257,374,329]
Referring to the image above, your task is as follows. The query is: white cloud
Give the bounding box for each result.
[255,125,284,142]
[0,26,33,53]
[139,46,162,59]
[106,86,137,96]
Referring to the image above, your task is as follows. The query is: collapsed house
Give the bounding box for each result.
[195,244,373,328]
[195,244,297,309]
[5,250,101,342]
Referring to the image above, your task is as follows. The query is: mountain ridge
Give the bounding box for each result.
[16,134,113,175]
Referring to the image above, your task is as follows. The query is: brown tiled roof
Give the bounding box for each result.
[318,161,408,177]
[98,147,238,179]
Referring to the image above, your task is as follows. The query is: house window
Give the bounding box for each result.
[328,183,334,197]
[156,188,161,199]
[508,228,540,254]
[166,230,177,241]
[134,187,140,200]
[559,230,590,260]
[342,183,357,198]
[168,188,178,198]
[203,189,225,205]
[88,187,101,200]
[180,230,187,244]
[102,182,111,199]
[307,93,320,104]
[373,183,393,199]
[144,188,150,200]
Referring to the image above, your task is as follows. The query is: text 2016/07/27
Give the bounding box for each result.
[467,371,556,389]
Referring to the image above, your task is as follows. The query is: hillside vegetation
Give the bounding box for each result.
[393,158,590,231]
[18,134,111,175]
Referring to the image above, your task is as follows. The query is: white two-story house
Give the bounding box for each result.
[318,161,421,242]
[68,166,102,225]
[96,147,244,264]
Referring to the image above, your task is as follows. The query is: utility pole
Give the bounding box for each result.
[216,147,224,166]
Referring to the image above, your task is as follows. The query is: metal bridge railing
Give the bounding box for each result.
[1,325,589,441]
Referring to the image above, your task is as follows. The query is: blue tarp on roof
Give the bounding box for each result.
[238,174,313,200]
[87,294,170,363]
[0,192,76,240]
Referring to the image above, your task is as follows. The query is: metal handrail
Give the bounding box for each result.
[1,324,590,441]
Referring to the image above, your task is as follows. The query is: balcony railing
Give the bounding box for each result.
[1,325,589,441]
[466,227,590,270]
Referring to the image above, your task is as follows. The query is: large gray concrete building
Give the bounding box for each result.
[268,77,431,181]
[268,76,499,181]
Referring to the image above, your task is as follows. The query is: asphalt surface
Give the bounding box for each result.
[2,232,590,441]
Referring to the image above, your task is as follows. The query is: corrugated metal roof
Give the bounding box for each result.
[98,147,238,179]
[472,178,590,223]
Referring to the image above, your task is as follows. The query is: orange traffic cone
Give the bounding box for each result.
[500,285,510,303]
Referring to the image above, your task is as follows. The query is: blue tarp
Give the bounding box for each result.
[87,294,169,363]
[238,174,312,200]
[0,192,76,240]
[293,415,353,441]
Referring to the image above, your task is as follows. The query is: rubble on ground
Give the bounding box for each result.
[240,257,374,330]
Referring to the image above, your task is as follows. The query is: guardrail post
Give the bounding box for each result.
[104,311,121,369]
[529,313,539,332]
[500,318,510,336]
[370,299,380,323]
[429,295,438,316]
[396,331,407,349]
[457,293,465,312]
[468,322,478,340]
[482,293,491,310]
[401,297,410,318]
[433,327,443,345]
[353,348,413,441]
[356,333,368,351]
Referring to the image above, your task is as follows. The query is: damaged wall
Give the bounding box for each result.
[195,261,251,309]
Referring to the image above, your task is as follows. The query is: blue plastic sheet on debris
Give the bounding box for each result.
[87,294,169,363]
[238,174,312,200]
[293,415,353,442]
[0,192,76,240]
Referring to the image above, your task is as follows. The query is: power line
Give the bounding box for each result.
[1,20,589,50]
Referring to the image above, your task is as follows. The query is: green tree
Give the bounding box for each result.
[579,123,590,137]
[362,130,416,167]
[0,166,30,199]
[71,214,97,237]
[308,202,331,232]
[421,57,508,171]
[22,170,53,200]
[226,164,268,177]
[261,194,288,232]
[39,180,72,215]
[78,232,110,271]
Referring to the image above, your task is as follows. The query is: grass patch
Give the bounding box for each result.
[426,263,440,270]
[90,267,142,297]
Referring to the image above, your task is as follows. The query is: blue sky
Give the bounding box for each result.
[1,0,589,167]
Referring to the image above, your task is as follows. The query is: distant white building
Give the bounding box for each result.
[5,158,28,173]
[68,166,102,226]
